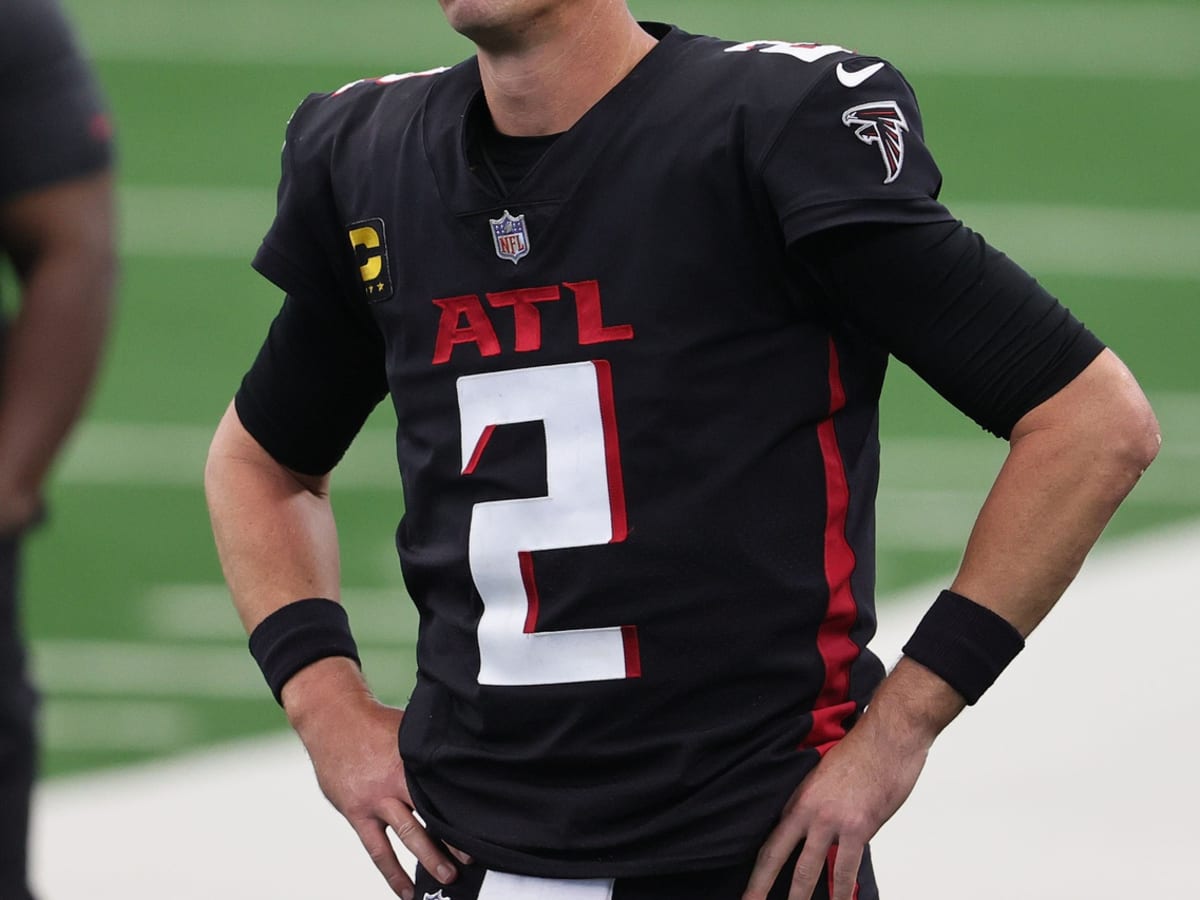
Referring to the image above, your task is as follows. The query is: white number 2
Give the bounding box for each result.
[457,361,640,687]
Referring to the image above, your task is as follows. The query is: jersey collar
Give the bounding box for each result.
[422,22,685,219]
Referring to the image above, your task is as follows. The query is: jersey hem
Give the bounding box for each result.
[250,241,339,306]
[425,820,774,880]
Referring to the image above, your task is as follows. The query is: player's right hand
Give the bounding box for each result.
[283,656,460,900]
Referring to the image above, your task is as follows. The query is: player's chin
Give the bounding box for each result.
[438,0,510,32]
[438,0,559,43]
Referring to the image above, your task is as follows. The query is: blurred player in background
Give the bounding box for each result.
[0,1,116,896]
[207,2,1157,898]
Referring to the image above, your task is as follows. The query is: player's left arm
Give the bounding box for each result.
[744,345,1159,900]
[745,47,1160,898]
[0,170,116,533]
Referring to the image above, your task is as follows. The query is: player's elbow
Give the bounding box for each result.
[1106,387,1161,480]
[205,401,332,503]
[1014,349,1161,494]
[1091,349,1161,478]
[1073,356,1161,497]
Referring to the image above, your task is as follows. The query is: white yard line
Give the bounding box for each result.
[41,700,201,753]
[31,641,268,700]
[118,185,1200,279]
[53,419,403,488]
[30,521,1200,899]
[53,409,1200,548]
[951,204,1200,280]
[50,411,1200,554]
[32,638,417,703]
[119,186,274,260]
[65,0,1200,79]
[142,583,417,642]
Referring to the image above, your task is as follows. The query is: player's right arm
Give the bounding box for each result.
[205,403,461,900]
[206,85,459,899]
[206,404,338,631]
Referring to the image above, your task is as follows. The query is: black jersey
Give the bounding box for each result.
[0,0,112,362]
[243,24,1063,877]
[0,0,111,205]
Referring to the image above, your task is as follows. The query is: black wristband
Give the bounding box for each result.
[248,598,361,706]
[901,589,1025,705]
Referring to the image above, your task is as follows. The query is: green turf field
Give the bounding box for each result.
[28,0,1198,777]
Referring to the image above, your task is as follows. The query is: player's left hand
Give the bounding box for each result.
[742,660,962,900]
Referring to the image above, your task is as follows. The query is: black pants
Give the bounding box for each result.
[0,535,36,900]
[415,844,878,900]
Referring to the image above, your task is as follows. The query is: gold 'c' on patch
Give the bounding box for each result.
[347,217,393,302]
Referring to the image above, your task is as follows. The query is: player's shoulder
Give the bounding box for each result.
[282,62,462,159]
[662,27,927,164]
[0,0,75,65]
[669,28,915,115]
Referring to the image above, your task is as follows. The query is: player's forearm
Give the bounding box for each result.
[948,349,1160,636]
[205,401,344,634]
[0,228,115,523]
[866,351,1157,738]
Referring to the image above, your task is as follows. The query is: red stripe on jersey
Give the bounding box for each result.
[518,550,540,634]
[593,360,629,542]
[805,337,862,755]
[463,424,496,475]
[621,625,642,678]
[594,358,640,677]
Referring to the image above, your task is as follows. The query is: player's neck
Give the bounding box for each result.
[474,9,656,137]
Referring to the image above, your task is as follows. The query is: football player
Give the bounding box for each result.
[0,1,116,897]
[206,2,1159,898]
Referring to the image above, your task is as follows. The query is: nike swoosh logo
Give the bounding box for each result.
[836,61,886,88]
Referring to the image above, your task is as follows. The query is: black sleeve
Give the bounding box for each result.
[792,220,1106,438]
[237,93,388,475]
[0,0,113,202]
[251,93,356,305]
[235,290,388,476]
[761,58,955,242]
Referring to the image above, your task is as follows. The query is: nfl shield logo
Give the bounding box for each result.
[490,210,530,264]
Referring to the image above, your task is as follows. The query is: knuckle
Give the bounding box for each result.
[392,816,421,842]
[344,802,371,821]
[366,844,394,866]
[840,814,871,842]
[812,806,841,828]
[792,862,820,884]
[385,870,410,889]
[756,844,784,865]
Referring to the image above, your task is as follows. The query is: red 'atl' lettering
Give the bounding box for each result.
[431,295,501,364]
[567,280,635,345]
[431,281,635,364]
[485,286,561,352]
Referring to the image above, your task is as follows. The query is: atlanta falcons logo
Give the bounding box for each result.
[841,101,910,184]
